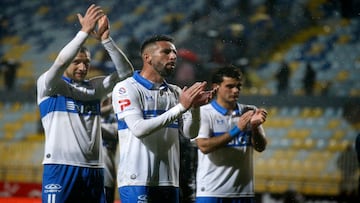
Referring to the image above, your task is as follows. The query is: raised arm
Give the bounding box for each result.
[98,15,134,81]
[44,4,104,88]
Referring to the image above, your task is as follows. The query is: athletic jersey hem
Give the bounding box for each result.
[43,161,104,168]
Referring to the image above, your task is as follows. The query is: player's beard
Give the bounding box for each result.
[155,63,175,78]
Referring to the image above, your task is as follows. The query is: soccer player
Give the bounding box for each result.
[112,34,214,203]
[37,5,133,203]
[194,66,267,203]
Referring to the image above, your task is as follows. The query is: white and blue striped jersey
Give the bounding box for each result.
[195,100,258,198]
[37,31,133,168]
[112,71,196,188]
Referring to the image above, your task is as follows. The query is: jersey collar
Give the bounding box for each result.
[133,71,168,90]
[61,76,89,85]
[210,100,240,116]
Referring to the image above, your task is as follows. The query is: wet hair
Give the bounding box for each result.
[211,65,243,84]
[140,35,174,54]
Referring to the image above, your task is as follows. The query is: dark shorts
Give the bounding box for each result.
[42,164,105,203]
[119,185,179,203]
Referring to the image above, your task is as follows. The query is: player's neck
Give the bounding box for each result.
[216,99,236,112]
[140,67,164,84]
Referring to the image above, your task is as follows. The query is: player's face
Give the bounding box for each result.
[64,51,91,82]
[216,76,242,105]
[150,41,177,77]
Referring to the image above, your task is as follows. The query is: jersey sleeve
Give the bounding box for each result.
[181,107,200,139]
[194,106,212,139]
[102,37,134,80]
[42,31,88,93]
[112,80,143,120]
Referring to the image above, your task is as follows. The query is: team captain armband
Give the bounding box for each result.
[229,126,246,138]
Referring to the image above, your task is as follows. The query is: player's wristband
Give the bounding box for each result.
[229,126,243,138]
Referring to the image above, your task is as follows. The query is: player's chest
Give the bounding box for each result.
[140,89,178,110]
[211,114,239,131]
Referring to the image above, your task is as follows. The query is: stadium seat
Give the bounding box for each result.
[327,139,350,152]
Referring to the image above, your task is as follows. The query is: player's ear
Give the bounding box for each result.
[212,83,219,89]
[143,52,151,64]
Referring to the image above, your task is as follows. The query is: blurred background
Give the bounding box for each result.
[1,0,360,202]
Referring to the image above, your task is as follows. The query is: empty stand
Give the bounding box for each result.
[256,105,358,197]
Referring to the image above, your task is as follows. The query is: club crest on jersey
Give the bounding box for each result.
[118,87,127,94]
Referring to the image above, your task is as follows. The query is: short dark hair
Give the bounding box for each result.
[211,65,243,84]
[79,46,90,57]
[140,35,174,54]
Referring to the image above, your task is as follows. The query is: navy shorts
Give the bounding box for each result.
[119,185,179,203]
[42,164,105,203]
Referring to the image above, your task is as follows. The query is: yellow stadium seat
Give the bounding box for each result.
[21,112,38,122]
[134,5,146,15]
[336,70,349,81]
[254,179,267,193]
[327,139,350,151]
[327,118,341,129]
[3,122,23,133]
[287,129,311,139]
[36,6,50,16]
[264,117,294,128]
[292,138,315,150]
[302,182,339,196]
[268,181,289,194]
[3,44,31,60]
[332,130,345,140]
[267,107,278,117]
[10,102,22,112]
[0,36,21,46]
[336,34,351,44]
[299,107,323,118]
[111,20,124,30]
[258,87,273,96]
[25,133,45,142]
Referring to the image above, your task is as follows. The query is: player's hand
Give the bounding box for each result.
[250,108,267,127]
[179,81,207,110]
[94,15,110,40]
[77,4,104,34]
[237,111,253,130]
[192,86,217,108]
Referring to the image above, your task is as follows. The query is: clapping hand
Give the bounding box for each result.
[250,108,267,127]
[77,4,104,35]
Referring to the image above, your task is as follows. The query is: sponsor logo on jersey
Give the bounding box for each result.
[118,99,131,111]
[66,100,99,114]
[228,133,251,147]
